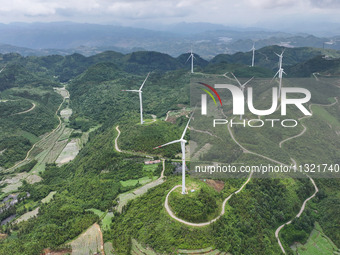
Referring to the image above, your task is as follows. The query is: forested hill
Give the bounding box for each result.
[1,45,339,84]
[0,50,206,82]
[210,45,340,70]
[0,44,339,255]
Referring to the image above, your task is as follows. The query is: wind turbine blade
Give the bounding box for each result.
[139,72,150,91]
[242,76,254,87]
[153,140,181,149]
[271,70,280,81]
[283,70,287,75]
[274,52,280,57]
[185,54,191,63]
[231,72,242,87]
[180,111,195,140]
[122,90,139,92]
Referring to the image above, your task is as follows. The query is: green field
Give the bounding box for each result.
[15,207,40,224]
[102,212,114,230]
[116,177,165,212]
[41,191,57,203]
[132,239,231,255]
[86,208,106,218]
[69,223,102,255]
[311,105,340,129]
[85,208,114,230]
[119,176,157,187]
[142,163,159,172]
[131,239,157,255]
[294,222,339,255]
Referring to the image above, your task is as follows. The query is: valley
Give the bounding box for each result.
[0,46,339,255]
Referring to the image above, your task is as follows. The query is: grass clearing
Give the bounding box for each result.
[312,105,340,129]
[131,239,157,255]
[86,208,105,218]
[142,163,159,172]
[102,212,114,230]
[294,222,339,255]
[15,207,39,224]
[69,223,102,255]
[41,191,57,203]
[116,178,164,212]
[85,209,113,230]
[119,176,157,187]
[55,139,80,165]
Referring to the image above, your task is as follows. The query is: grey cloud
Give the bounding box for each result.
[309,0,340,8]
[247,0,299,9]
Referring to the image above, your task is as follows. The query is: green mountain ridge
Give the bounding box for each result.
[0,47,339,255]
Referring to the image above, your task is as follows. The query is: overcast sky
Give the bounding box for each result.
[0,0,339,30]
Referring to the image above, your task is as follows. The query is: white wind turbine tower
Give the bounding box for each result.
[272,49,287,98]
[154,114,193,194]
[186,49,195,73]
[251,43,256,67]
[231,73,254,120]
[122,72,150,124]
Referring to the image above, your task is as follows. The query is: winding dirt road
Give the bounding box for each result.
[6,87,69,172]
[114,126,166,212]
[228,121,288,166]
[164,172,253,227]
[227,118,320,254]
[165,110,171,121]
[11,102,36,115]
[275,174,319,254]
[115,126,122,152]
[115,95,336,250]
[279,97,338,148]
[274,98,338,253]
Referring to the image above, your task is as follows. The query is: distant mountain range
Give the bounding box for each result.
[1,45,339,84]
[0,22,339,59]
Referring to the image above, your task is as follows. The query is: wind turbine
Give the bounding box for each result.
[251,43,255,67]
[122,72,150,124]
[154,113,193,194]
[272,49,287,98]
[186,49,195,74]
[231,73,254,120]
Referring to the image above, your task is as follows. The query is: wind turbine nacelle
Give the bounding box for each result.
[201,85,312,116]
